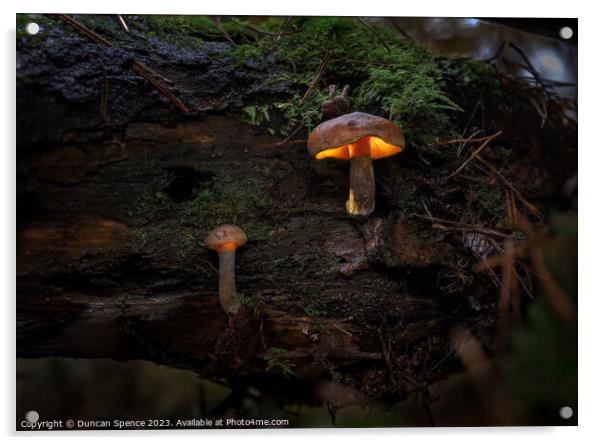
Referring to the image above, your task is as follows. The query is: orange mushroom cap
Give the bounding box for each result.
[308,112,405,161]
[205,224,247,252]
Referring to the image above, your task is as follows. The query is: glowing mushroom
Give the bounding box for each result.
[205,224,247,316]
[308,112,405,217]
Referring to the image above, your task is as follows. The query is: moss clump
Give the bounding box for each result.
[129,168,274,247]
[228,17,461,147]
[304,291,327,319]
[439,57,504,97]
[474,186,512,230]
[264,347,296,377]
[143,15,213,46]
[183,175,274,243]
[143,15,261,47]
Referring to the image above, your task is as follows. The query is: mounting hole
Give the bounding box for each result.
[559,26,573,40]
[559,406,573,419]
[25,22,40,35]
[25,410,40,423]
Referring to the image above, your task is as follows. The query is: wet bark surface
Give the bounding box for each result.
[16,15,575,406]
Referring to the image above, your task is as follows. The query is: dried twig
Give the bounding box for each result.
[276,17,294,42]
[357,18,391,51]
[479,41,507,64]
[529,96,548,128]
[116,15,129,33]
[56,14,112,47]
[444,131,502,181]
[215,16,237,46]
[456,99,484,154]
[473,157,543,221]
[435,133,494,146]
[415,214,513,239]
[298,53,331,106]
[131,61,190,114]
[450,327,513,424]
[516,214,576,328]
[498,239,515,321]
[507,42,549,127]
[55,14,190,114]
[240,22,302,37]
[505,189,517,225]
[99,64,109,123]
[387,18,414,42]
[275,122,305,146]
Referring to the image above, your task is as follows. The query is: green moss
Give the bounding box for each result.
[439,57,503,97]
[143,15,255,47]
[304,292,327,319]
[474,186,512,230]
[239,292,266,317]
[185,175,274,242]
[224,17,461,146]
[264,347,296,377]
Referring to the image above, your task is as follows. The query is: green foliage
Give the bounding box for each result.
[304,292,327,319]
[143,15,258,47]
[230,43,266,63]
[129,169,274,245]
[264,347,296,377]
[355,54,462,146]
[239,292,266,316]
[187,176,273,242]
[439,57,503,95]
[223,17,461,146]
[242,104,271,127]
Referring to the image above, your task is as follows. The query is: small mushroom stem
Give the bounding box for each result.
[327,84,336,98]
[340,84,350,98]
[346,156,375,217]
[217,250,240,315]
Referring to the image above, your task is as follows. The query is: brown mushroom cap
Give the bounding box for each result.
[205,224,247,252]
[308,112,406,160]
[332,95,349,113]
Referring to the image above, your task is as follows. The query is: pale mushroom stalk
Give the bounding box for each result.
[217,249,240,315]
[347,155,375,216]
[205,224,247,316]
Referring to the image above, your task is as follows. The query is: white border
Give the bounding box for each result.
[3,1,596,444]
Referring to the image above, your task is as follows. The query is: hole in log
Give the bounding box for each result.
[163,167,213,203]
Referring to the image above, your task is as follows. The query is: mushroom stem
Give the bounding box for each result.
[341,84,350,98]
[217,250,240,315]
[346,156,375,217]
[327,84,336,98]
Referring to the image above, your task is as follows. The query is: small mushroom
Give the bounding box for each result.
[321,85,350,118]
[205,224,247,315]
[308,112,405,217]
[321,85,338,118]
[331,84,350,115]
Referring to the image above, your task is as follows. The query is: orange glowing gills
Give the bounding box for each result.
[315,135,403,160]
